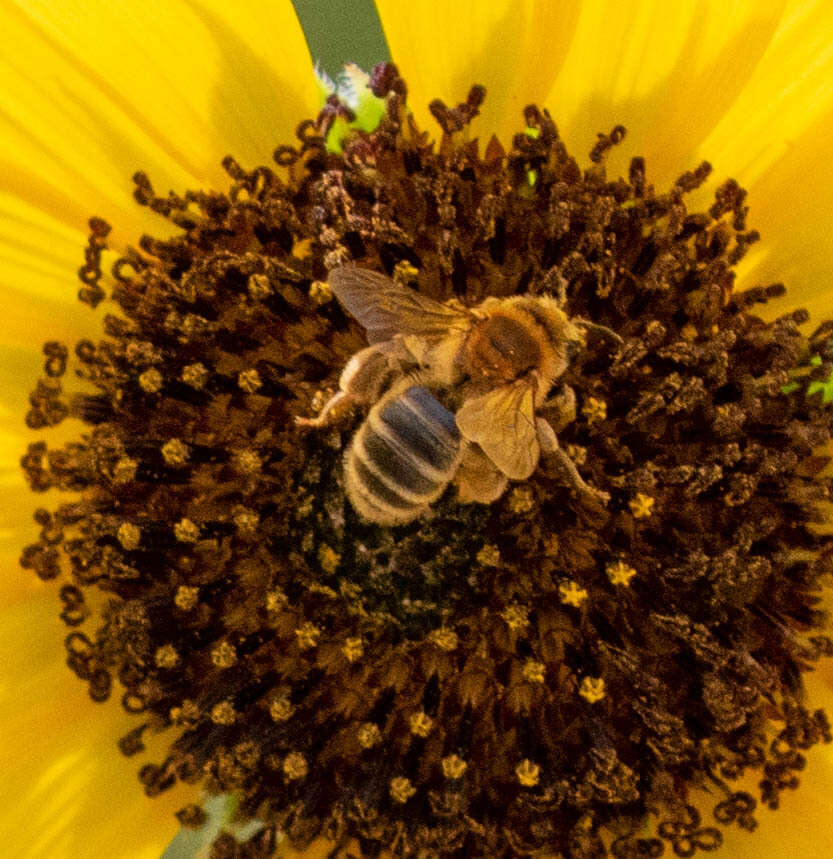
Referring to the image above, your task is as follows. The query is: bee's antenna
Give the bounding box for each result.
[574,318,623,344]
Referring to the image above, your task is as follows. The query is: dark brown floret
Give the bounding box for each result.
[20,62,833,857]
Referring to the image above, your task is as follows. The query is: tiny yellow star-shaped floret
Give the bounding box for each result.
[238,368,262,393]
[629,492,655,518]
[247,272,272,300]
[269,695,293,722]
[579,676,606,703]
[318,544,341,574]
[154,644,179,668]
[441,754,468,779]
[342,637,364,663]
[309,279,333,304]
[522,659,546,684]
[138,367,163,393]
[174,585,199,611]
[389,776,417,803]
[174,518,200,543]
[393,260,419,282]
[606,560,637,587]
[211,641,237,668]
[428,628,458,651]
[476,543,501,566]
[266,588,288,612]
[516,759,541,787]
[582,396,607,424]
[508,485,535,513]
[409,711,434,737]
[210,701,236,725]
[559,580,589,607]
[117,522,141,551]
[357,722,382,749]
[283,751,308,780]
[161,437,189,466]
[501,605,530,631]
[295,622,321,650]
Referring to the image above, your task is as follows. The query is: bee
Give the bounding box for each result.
[297,266,614,525]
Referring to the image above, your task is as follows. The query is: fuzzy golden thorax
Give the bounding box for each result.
[462,296,576,395]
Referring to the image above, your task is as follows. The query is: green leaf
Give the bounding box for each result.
[806,378,833,404]
[162,794,265,859]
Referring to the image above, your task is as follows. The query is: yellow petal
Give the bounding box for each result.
[0,0,317,247]
[376,0,583,144]
[544,0,788,185]
[695,1,833,316]
[718,666,833,858]
[0,589,198,857]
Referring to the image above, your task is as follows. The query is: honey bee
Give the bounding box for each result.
[297,266,613,524]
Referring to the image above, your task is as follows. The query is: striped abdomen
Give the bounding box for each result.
[345,385,462,525]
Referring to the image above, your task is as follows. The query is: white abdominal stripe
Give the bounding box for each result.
[347,386,462,522]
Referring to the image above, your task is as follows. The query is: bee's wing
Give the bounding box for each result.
[455,383,539,480]
[329,266,471,344]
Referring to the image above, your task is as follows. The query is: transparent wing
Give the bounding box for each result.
[455,383,539,480]
[329,266,472,343]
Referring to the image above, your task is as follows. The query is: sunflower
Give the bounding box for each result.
[5,1,833,857]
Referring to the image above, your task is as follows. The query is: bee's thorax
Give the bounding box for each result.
[463,312,542,383]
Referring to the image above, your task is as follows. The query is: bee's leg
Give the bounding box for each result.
[536,417,610,505]
[540,384,576,433]
[295,389,352,428]
[296,340,413,428]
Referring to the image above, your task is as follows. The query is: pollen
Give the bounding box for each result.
[235,449,262,475]
[389,776,417,804]
[606,561,637,587]
[516,759,541,788]
[442,754,468,779]
[579,677,607,703]
[409,711,434,737]
[559,580,589,606]
[629,492,655,518]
